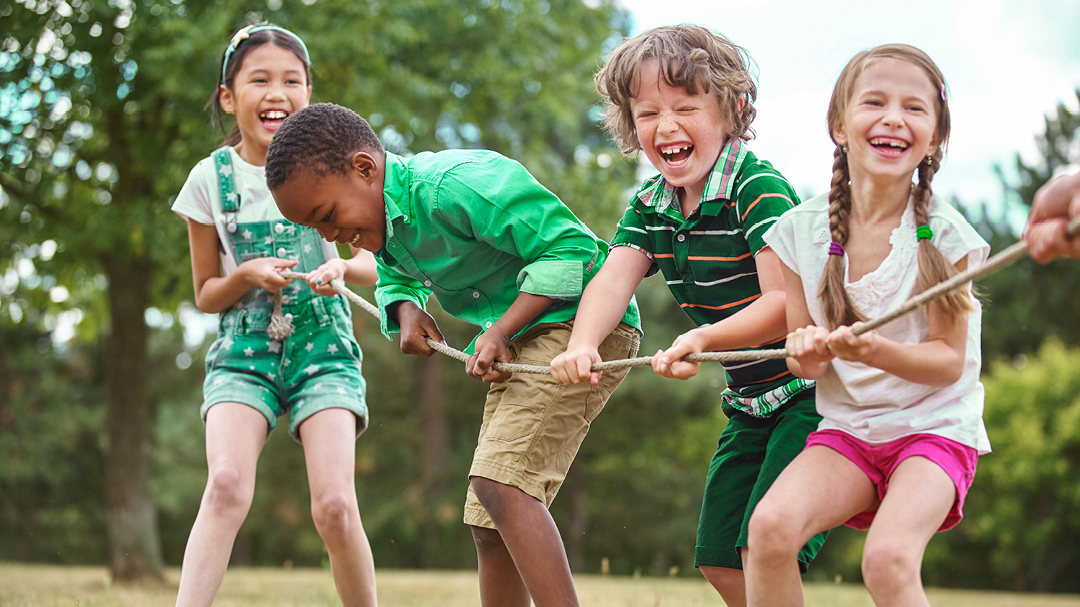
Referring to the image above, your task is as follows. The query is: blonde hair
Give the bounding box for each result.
[595,25,757,154]
[819,44,974,330]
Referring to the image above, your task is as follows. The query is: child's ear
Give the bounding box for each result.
[351,151,380,183]
[219,85,234,114]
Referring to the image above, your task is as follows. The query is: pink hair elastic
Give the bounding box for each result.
[828,241,845,256]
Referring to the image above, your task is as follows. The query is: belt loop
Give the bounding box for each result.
[235,309,249,335]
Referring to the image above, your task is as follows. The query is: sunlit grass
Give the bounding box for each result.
[1,563,1078,606]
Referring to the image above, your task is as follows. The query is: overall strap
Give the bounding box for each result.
[212,148,240,233]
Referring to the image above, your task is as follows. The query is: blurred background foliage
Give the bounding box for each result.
[2,0,1080,594]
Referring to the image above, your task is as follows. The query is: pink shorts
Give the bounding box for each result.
[804,429,978,531]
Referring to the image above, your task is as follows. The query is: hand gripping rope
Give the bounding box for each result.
[273,215,1080,376]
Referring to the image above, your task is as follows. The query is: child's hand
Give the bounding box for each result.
[653,329,706,380]
[240,257,298,293]
[306,258,347,298]
[826,322,878,363]
[785,325,833,377]
[467,328,513,384]
[395,302,446,356]
[551,344,604,386]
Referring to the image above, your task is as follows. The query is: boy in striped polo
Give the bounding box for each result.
[551,25,826,606]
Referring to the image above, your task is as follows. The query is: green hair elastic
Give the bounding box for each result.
[221,24,310,82]
[916,225,933,241]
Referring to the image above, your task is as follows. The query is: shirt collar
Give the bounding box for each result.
[381,152,411,238]
[635,138,749,214]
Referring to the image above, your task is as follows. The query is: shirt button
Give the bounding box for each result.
[485,321,493,328]
[677,234,686,242]
[277,247,287,257]
[472,291,480,299]
[423,280,432,287]
[275,224,285,234]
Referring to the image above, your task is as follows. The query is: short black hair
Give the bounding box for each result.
[265,102,385,190]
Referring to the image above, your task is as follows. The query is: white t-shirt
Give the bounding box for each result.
[764,193,991,454]
[171,146,339,275]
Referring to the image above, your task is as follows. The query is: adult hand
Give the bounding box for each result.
[1025,171,1080,263]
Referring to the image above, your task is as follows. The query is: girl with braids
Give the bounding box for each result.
[746,44,990,606]
[171,23,378,607]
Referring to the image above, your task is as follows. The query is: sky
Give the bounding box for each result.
[616,0,1080,231]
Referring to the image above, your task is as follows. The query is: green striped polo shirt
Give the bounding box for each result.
[611,138,803,404]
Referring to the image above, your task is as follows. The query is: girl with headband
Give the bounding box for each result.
[171,24,379,606]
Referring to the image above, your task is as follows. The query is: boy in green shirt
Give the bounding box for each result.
[266,102,640,607]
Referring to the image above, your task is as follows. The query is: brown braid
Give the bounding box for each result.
[911,151,976,320]
[819,145,867,329]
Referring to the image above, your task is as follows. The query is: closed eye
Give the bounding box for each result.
[321,210,333,222]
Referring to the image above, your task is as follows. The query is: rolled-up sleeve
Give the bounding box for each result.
[374,264,431,339]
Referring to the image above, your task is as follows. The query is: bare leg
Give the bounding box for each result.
[701,564,747,607]
[300,409,377,607]
[861,457,954,607]
[745,446,878,607]
[176,403,268,607]
[471,525,531,607]
[470,477,578,607]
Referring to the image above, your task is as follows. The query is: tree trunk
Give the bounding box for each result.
[104,255,165,583]
[418,354,449,568]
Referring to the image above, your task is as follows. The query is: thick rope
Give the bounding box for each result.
[275,216,1079,375]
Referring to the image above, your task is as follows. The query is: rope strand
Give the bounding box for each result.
[277,216,1079,375]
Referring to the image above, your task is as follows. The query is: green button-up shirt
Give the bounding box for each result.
[374,150,640,352]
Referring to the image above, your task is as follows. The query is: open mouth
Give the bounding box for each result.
[868,137,909,156]
[660,144,693,166]
[260,109,289,130]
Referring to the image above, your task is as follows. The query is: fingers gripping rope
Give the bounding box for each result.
[274,216,1078,375]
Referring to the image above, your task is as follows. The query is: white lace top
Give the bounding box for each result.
[764,193,992,453]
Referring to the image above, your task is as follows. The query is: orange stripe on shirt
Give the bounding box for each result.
[654,253,675,259]
[741,193,792,221]
[687,253,753,262]
[679,293,760,310]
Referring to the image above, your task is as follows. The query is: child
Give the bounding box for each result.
[549,25,827,606]
[265,102,641,607]
[170,25,379,607]
[746,44,990,606]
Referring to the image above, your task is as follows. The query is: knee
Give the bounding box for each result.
[699,566,744,597]
[470,525,506,556]
[746,501,803,562]
[310,490,357,542]
[204,466,253,519]
[861,537,921,594]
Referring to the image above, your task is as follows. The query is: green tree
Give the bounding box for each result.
[976,92,1080,361]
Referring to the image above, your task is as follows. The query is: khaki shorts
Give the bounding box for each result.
[464,321,639,529]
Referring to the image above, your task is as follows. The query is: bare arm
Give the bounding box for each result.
[550,246,651,385]
[187,218,295,314]
[826,258,970,387]
[653,247,789,380]
[468,292,556,383]
[780,261,833,380]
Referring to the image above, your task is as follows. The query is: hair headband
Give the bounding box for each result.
[221,24,310,82]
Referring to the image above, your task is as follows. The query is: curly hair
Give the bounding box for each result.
[265,103,385,191]
[595,24,758,155]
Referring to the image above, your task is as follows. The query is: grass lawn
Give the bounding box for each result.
[1,563,1079,606]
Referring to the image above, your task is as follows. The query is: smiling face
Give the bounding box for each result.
[220,43,311,165]
[629,59,731,208]
[272,152,388,253]
[833,57,940,187]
